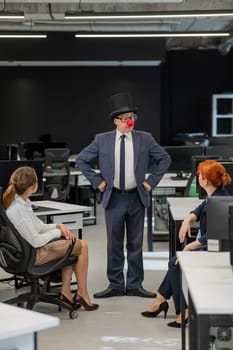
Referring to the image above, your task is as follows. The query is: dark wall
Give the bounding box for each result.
[160,49,233,145]
[0,34,165,62]
[0,67,160,153]
[1,49,233,154]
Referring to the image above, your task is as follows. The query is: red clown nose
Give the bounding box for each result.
[127,120,134,127]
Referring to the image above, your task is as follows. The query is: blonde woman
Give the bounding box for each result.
[3,166,98,311]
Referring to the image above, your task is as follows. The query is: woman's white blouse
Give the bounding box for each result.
[6,195,61,248]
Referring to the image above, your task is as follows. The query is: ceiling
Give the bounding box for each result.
[1,0,233,54]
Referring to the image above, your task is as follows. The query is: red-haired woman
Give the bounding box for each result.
[141,160,231,327]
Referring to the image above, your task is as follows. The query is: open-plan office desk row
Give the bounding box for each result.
[65,170,190,252]
[177,251,233,350]
[43,168,97,225]
[44,169,193,252]
[147,173,191,252]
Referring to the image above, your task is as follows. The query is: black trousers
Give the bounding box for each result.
[104,190,145,291]
[158,256,182,314]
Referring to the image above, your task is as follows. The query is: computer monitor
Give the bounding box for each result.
[206,196,233,252]
[44,148,70,170]
[206,146,233,161]
[20,141,67,160]
[163,145,204,179]
[0,160,43,196]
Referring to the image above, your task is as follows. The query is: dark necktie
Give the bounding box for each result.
[120,135,126,190]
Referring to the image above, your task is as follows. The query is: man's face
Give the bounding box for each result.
[113,112,137,134]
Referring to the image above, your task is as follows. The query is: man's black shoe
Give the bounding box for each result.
[126,287,156,298]
[93,287,125,299]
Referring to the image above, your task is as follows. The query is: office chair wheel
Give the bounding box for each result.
[69,310,78,319]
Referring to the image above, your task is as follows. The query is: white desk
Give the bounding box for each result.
[147,174,190,251]
[167,197,202,221]
[0,302,59,350]
[156,172,189,190]
[73,170,188,189]
[32,200,91,238]
[177,251,233,350]
[166,197,203,257]
[177,251,231,311]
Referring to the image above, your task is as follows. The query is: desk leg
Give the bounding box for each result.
[168,210,179,258]
[173,220,181,257]
[189,293,209,350]
[78,228,82,240]
[34,333,37,350]
[168,209,173,259]
[147,192,153,251]
[168,209,182,259]
[93,189,97,225]
[181,284,186,350]
[74,174,78,203]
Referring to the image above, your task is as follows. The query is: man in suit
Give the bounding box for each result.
[76,92,171,298]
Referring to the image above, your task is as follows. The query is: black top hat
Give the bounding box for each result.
[108,92,138,120]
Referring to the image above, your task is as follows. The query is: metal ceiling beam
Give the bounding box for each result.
[0,22,172,31]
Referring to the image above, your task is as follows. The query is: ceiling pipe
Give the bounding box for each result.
[0,21,172,31]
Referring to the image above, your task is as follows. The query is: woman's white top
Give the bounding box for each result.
[6,195,61,248]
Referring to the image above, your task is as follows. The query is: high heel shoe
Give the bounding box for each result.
[74,293,99,311]
[141,301,169,319]
[59,293,81,309]
[167,318,188,328]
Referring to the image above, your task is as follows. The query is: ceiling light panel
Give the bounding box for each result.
[0,34,47,38]
[65,10,233,20]
[75,32,230,38]
[0,11,24,19]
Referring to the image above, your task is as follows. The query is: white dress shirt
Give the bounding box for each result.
[114,130,137,190]
[6,195,61,248]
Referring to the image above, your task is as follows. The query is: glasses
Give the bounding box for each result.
[116,113,137,122]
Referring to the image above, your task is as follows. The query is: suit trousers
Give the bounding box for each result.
[104,190,145,291]
[158,256,182,314]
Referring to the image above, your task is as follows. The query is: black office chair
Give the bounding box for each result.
[0,187,78,319]
[43,148,70,202]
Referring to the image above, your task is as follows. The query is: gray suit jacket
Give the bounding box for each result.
[76,129,171,209]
